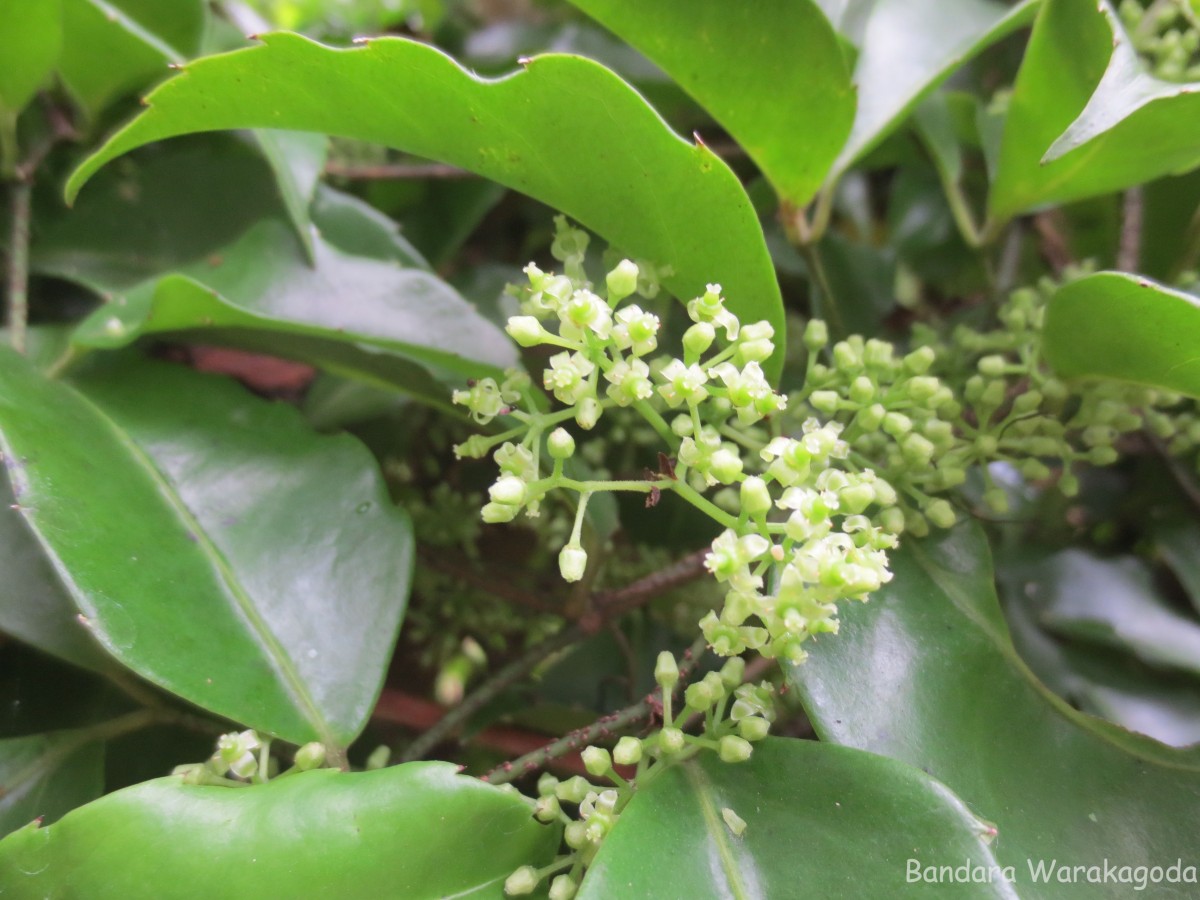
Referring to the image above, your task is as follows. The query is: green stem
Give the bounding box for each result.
[670,479,740,531]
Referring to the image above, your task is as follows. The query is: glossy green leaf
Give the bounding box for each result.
[789,525,1200,882]
[1018,550,1200,679]
[0,476,107,672]
[0,763,559,897]
[65,32,786,381]
[581,739,1009,898]
[70,218,518,379]
[1043,272,1200,397]
[310,184,430,270]
[247,129,327,262]
[832,0,1039,176]
[566,0,854,207]
[0,349,414,746]
[60,0,207,122]
[1042,5,1200,181]
[988,0,1198,220]
[1003,564,1200,747]
[0,732,103,837]
[32,134,295,291]
[0,0,61,121]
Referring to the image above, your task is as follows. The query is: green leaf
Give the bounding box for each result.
[310,183,431,270]
[59,0,207,122]
[65,33,786,381]
[1043,272,1200,397]
[32,134,296,291]
[0,763,559,897]
[788,525,1200,882]
[0,476,108,672]
[0,0,61,120]
[1017,550,1200,679]
[987,0,1197,220]
[247,129,328,262]
[580,739,1009,898]
[1042,5,1200,182]
[70,219,517,379]
[0,349,414,747]
[566,0,854,207]
[832,0,1039,176]
[0,732,103,837]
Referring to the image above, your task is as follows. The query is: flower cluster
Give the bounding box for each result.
[452,218,899,665]
[504,653,777,897]
[171,730,326,786]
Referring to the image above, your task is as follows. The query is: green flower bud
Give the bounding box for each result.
[549,875,578,900]
[856,403,886,431]
[980,379,1007,410]
[575,397,602,430]
[709,447,745,483]
[879,507,906,534]
[902,433,935,464]
[1088,446,1119,465]
[454,434,493,459]
[559,544,588,582]
[505,316,547,347]
[809,390,840,414]
[718,735,754,763]
[738,716,771,742]
[903,346,937,374]
[832,340,862,371]
[294,742,326,771]
[719,657,746,689]
[564,820,589,850]
[481,501,519,524]
[582,746,612,778]
[882,412,912,438]
[978,355,1008,377]
[983,488,1009,514]
[803,319,828,350]
[739,476,772,517]
[685,680,716,711]
[926,499,957,529]
[1059,473,1080,497]
[556,776,593,804]
[863,338,895,369]
[613,736,643,766]
[606,259,640,302]
[849,376,875,404]
[659,727,686,755]
[839,482,875,515]
[505,866,539,896]
[534,795,561,823]
[1012,390,1043,415]
[537,773,559,796]
[489,476,527,506]
[547,427,576,460]
[655,651,679,689]
[683,322,717,358]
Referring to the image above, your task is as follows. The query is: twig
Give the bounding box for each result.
[483,634,710,785]
[399,549,710,763]
[5,180,30,353]
[325,161,476,180]
[1117,186,1144,273]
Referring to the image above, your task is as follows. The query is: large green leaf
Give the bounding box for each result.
[0,732,103,838]
[832,0,1039,176]
[0,0,61,122]
[65,32,786,380]
[0,763,559,897]
[0,476,107,672]
[566,0,854,208]
[580,738,1010,898]
[1043,272,1200,397]
[987,0,1197,220]
[1041,5,1200,184]
[60,0,207,122]
[0,349,414,747]
[788,525,1200,889]
[32,134,295,291]
[70,218,518,379]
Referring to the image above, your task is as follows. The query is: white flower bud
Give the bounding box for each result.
[489,476,527,506]
[505,866,539,895]
[505,316,546,347]
[613,736,643,766]
[547,427,575,459]
[559,544,588,582]
[606,259,639,302]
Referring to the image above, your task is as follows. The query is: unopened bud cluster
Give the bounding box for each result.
[1118,0,1200,81]
[504,654,776,896]
[171,731,328,786]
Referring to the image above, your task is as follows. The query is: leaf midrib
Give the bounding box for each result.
[68,383,334,746]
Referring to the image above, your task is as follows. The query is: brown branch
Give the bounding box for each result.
[1117,186,1144,273]
[482,634,710,785]
[397,547,711,763]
